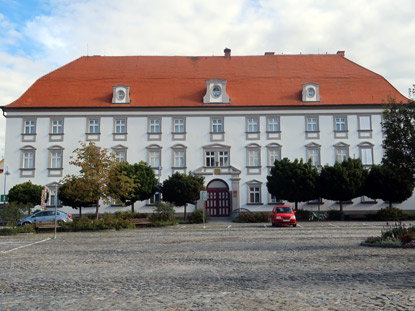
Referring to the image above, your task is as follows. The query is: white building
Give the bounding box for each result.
[1,49,413,216]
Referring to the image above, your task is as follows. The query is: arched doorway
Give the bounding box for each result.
[206,179,231,217]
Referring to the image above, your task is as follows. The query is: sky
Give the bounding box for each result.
[0,0,414,158]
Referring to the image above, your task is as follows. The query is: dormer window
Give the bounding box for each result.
[203,79,230,104]
[112,84,130,104]
[302,83,320,102]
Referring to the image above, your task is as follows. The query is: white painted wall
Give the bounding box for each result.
[3,107,413,216]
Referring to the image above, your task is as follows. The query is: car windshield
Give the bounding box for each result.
[276,207,292,213]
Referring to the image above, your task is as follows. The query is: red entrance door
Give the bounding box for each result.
[206,179,230,217]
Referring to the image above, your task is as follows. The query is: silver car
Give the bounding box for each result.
[18,210,73,226]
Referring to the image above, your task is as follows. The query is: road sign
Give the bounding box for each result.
[0,195,8,202]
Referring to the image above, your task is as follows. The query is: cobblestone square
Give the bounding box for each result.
[1,221,415,310]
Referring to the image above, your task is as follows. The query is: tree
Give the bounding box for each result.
[319,158,367,220]
[161,172,205,220]
[266,158,319,211]
[8,181,45,215]
[58,176,96,218]
[382,98,415,175]
[67,141,134,219]
[108,161,158,213]
[364,164,415,208]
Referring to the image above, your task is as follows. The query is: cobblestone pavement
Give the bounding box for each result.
[1,221,415,310]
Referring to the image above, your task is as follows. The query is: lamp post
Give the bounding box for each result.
[3,166,10,203]
[54,183,60,240]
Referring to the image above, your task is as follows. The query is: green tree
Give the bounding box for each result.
[161,172,205,220]
[8,181,44,215]
[108,161,158,213]
[364,164,415,208]
[58,176,95,218]
[266,158,319,211]
[319,158,367,220]
[67,141,134,219]
[382,98,415,175]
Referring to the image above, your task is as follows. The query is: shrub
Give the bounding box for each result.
[187,210,207,224]
[375,207,414,221]
[63,215,135,231]
[233,212,270,223]
[364,222,415,246]
[0,202,26,226]
[295,209,311,221]
[0,225,35,235]
[150,201,175,222]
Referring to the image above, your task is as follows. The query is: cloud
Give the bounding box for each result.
[0,0,414,157]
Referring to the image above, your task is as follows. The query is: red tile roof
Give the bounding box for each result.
[4,53,407,109]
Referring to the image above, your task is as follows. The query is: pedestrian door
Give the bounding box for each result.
[206,179,230,217]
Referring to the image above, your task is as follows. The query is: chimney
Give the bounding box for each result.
[224,48,231,59]
[336,51,345,57]
[264,52,275,56]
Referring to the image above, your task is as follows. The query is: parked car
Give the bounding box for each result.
[17,210,72,226]
[271,205,296,227]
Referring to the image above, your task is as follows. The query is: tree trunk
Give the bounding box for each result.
[95,199,100,219]
[295,202,298,211]
[79,207,81,218]
[184,204,187,220]
[131,202,134,214]
[389,201,392,208]
[339,201,344,221]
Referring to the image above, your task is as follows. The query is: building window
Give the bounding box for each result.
[247,180,263,204]
[358,115,372,138]
[20,146,36,177]
[24,120,36,134]
[23,151,34,168]
[203,144,231,169]
[267,117,280,132]
[306,117,318,131]
[211,118,224,133]
[148,118,162,141]
[269,194,283,205]
[305,116,320,139]
[115,150,126,162]
[302,83,320,102]
[173,119,185,133]
[51,120,63,134]
[359,142,374,166]
[115,119,127,134]
[306,143,321,167]
[147,144,162,171]
[148,191,161,205]
[246,143,261,174]
[149,119,161,133]
[335,117,346,131]
[171,144,187,173]
[50,151,63,168]
[88,119,100,133]
[247,118,259,132]
[334,142,349,163]
[267,143,282,167]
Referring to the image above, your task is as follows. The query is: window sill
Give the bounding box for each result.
[247,203,264,206]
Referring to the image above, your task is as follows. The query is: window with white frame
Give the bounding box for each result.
[149,119,161,133]
[334,116,347,131]
[51,119,63,134]
[247,180,262,204]
[267,143,282,167]
[149,151,160,167]
[148,190,161,204]
[306,117,318,132]
[173,118,185,133]
[203,144,230,167]
[358,115,372,138]
[359,142,374,166]
[211,118,224,133]
[24,120,36,134]
[306,143,321,167]
[115,119,127,133]
[88,119,100,133]
[247,118,259,132]
[334,142,349,163]
[23,150,35,168]
[171,144,187,170]
[270,194,283,204]
[267,117,280,132]
[247,149,260,167]
[112,145,127,162]
[50,151,63,168]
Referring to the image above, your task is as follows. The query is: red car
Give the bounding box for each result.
[271,205,297,227]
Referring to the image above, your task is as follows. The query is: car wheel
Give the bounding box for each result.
[293,224,297,227]
[23,222,31,226]
[271,221,276,227]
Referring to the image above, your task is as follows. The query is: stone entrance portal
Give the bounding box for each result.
[206,179,231,217]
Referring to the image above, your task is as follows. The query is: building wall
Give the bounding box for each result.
[4,106,414,215]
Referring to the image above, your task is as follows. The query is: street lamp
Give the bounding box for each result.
[3,166,10,202]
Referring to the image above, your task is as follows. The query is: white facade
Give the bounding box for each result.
[4,106,414,215]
